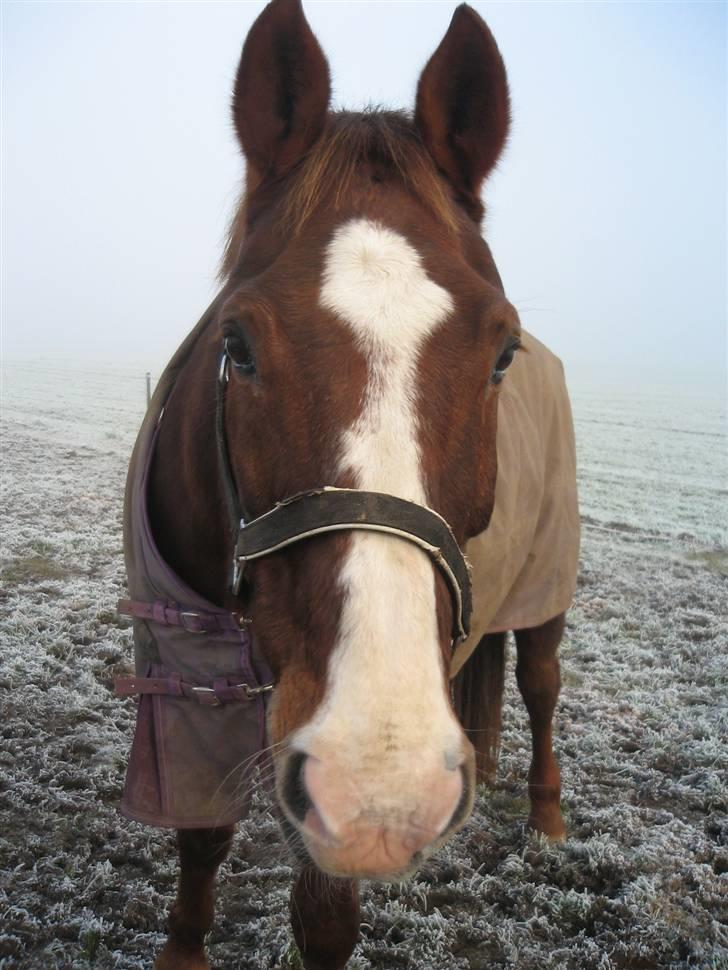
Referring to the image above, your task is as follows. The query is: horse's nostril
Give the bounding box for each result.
[448,765,472,832]
[284,752,311,822]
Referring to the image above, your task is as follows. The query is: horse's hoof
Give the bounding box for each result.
[154,942,210,970]
[527,813,566,843]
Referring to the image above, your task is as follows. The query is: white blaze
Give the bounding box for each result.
[294,218,462,817]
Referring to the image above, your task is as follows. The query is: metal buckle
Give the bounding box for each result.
[231,556,250,597]
[180,611,205,634]
[231,559,242,595]
[191,686,221,706]
[235,682,275,699]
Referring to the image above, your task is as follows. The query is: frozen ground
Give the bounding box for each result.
[1,360,726,969]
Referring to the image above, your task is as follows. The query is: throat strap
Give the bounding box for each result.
[232,487,472,643]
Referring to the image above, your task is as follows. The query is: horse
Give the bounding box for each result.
[115,2,579,968]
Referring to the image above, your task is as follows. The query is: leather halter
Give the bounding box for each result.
[215,348,473,643]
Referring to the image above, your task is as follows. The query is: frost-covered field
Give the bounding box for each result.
[1,360,726,969]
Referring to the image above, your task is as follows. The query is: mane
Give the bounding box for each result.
[221,109,459,279]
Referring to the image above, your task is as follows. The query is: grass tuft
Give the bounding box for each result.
[281,944,305,969]
[79,928,101,962]
[686,548,728,576]
[1,555,71,584]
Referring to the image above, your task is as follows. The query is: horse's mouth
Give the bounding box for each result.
[277,812,433,882]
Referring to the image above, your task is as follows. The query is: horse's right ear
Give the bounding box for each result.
[232,0,331,181]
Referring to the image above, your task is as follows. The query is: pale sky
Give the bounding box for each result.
[3,1,726,389]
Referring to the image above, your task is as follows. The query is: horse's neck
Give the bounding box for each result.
[147,359,231,606]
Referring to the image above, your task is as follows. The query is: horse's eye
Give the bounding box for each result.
[491,341,520,385]
[224,334,256,376]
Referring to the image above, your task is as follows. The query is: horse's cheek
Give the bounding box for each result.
[267,664,327,747]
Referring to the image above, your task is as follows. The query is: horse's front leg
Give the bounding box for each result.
[514,613,567,841]
[155,825,234,970]
[290,864,360,970]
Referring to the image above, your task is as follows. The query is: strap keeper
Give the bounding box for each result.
[166,672,183,696]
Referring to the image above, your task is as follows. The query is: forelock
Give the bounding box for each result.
[221,109,459,279]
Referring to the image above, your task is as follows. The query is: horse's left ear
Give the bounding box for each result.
[415,4,510,220]
[232,0,331,181]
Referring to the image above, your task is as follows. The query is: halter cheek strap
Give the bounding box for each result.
[216,351,473,644]
[216,351,247,536]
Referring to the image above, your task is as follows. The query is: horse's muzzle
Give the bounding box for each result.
[278,746,475,881]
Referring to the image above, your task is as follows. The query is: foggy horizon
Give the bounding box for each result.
[3,1,726,393]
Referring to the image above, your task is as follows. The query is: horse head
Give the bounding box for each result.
[173,0,520,881]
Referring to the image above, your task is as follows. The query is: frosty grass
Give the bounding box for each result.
[1,360,726,969]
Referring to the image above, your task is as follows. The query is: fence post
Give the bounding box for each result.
[146,372,151,407]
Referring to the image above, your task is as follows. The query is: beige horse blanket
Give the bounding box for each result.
[451,330,580,677]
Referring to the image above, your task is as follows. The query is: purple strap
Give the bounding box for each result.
[117,598,250,636]
[115,673,273,706]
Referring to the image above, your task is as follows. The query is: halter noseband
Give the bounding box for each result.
[215,348,473,644]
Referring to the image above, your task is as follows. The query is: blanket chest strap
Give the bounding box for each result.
[115,673,274,706]
[117,598,251,635]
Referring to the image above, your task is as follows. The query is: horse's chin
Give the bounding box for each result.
[309,856,424,885]
[293,835,429,884]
